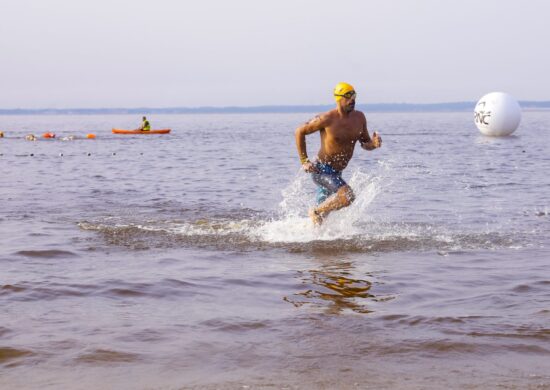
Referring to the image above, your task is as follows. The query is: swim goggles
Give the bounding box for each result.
[334,91,357,100]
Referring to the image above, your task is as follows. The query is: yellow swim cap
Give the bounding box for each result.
[334,82,355,101]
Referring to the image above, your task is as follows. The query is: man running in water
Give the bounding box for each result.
[295,82,382,225]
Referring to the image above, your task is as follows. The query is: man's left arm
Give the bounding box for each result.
[359,116,382,150]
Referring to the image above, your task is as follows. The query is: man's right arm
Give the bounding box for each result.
[295,114,328,172]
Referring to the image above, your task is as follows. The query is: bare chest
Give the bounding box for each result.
[325,120,362,145]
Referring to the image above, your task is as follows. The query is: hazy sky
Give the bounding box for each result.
[1,0,549,108]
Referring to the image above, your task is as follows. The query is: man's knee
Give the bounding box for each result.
[338,186,355,206]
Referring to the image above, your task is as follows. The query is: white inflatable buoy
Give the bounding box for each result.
[474,92,521,136]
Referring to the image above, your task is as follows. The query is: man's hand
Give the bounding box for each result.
[302,160,318,173]
[372,132,382,148]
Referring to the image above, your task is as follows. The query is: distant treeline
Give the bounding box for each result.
[1,101,549,115]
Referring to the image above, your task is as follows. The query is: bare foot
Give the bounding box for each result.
[309,208,324,226]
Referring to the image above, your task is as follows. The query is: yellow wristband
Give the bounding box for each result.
[300,156,309,164]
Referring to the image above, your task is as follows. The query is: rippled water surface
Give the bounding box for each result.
[1,112,549,389]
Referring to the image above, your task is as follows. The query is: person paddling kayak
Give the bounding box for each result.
[138,116,151,131]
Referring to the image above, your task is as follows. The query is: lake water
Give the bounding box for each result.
[1,112,549,389]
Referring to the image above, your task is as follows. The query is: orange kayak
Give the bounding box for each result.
[112,129,171,134]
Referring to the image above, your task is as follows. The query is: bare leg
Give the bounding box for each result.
[309,185,355,225]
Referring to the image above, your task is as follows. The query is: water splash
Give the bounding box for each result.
[254,169,382,243]
[78,161,530,252]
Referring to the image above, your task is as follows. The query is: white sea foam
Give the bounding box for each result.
[166,219,253,236]
[253,169,384,243]
[83,159,520,251]
[133,164,400,244]
[127,168,386,243]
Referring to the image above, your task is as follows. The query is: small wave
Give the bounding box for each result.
[510,280,550,294]
[14,249,78,259]
[79,216,522,254]
[1,282,94,301]
[75,349,141,364]
[0,347,34,366]
[379,314,470,326]
[468,329,550,341]
[385,339,486,356]
[1,278,203,302]
[100,279,202,299]
[534,207,549,217]
[200,318,268,333]
[1,284,26,294]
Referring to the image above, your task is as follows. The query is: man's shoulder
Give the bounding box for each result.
[322,109,339,120]
[319,108,337,116]
[351,110,367,126]
[310,109,338,125]
[352,110,366,119]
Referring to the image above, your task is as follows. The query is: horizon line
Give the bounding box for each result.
[1,100,550,115]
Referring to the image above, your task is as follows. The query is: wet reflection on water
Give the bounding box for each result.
[285,257,391,314]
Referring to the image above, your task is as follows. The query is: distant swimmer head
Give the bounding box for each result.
[142,116,147,120]
[334,82,356,102]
